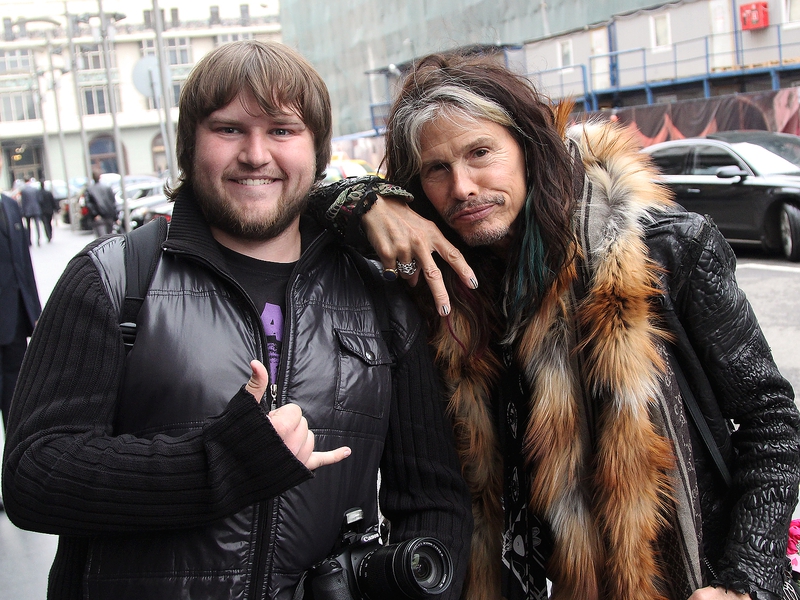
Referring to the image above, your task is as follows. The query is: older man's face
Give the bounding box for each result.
[418,114,527,250]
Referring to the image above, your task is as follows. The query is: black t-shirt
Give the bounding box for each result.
[219,244,295,389]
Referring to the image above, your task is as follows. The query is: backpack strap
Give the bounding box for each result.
[119,218,169,352]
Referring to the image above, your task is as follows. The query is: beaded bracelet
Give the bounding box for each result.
[319,176,413,239]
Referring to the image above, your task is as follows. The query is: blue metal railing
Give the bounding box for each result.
[531,22,800,111]
[367,22,800,129]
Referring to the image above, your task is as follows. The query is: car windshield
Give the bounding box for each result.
[731,142,800,175]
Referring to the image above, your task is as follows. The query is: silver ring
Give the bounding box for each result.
[396,259,418,276]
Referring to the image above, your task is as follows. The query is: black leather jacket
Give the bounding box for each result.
[647,208,800,599]
[2,195,472,600]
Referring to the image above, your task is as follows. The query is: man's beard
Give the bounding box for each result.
[195,186,310,242]
[461,224,510,247]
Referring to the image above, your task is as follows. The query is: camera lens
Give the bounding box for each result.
[356,537,452,599]
[410,546,438,588]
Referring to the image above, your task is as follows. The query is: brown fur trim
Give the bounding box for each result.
[575,121,676,599]
[517,263,604,600]
[432,310,504,599]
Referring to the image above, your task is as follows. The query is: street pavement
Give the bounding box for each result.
[2,223,800,597]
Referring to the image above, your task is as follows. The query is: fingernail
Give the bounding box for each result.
[343,448,352,457]
[440,305,450,316]
[470,277,479,289]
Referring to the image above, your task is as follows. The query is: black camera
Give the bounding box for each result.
[306,508,453,600]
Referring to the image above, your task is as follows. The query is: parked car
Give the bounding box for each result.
[138,198,174,226]
[118,193,172,231]
[115,180,167,210]
[641,133,800,261]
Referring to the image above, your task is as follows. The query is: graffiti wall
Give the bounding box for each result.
[612,88,800,147]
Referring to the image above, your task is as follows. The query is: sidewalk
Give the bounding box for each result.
[0,219,94,600]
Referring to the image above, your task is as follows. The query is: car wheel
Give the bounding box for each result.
[780,204,800,261]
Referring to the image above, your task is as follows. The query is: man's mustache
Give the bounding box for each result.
[442,195,504,221]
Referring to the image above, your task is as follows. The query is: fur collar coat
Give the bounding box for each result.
[437,121,683,600]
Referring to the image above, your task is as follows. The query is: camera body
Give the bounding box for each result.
[307,508,452,600]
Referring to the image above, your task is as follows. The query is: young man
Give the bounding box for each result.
[2,41,471,599]
[313,53,800,600]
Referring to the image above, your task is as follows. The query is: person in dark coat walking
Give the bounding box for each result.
[85,168,117,237]
[39,183,60,242]
[18,177,42,246]
[0,160,42,512]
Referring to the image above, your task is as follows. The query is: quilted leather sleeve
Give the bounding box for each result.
[649,209,800,598]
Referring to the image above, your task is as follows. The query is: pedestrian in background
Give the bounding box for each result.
[18,177,42,247]
[39,183,60,243]
[85,167,117,237]
[0,155,41,512]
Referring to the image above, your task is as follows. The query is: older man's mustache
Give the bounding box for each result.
[442,195,505,221]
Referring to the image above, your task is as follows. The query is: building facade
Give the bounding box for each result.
[0,0,280,191]
[281,0,800,152]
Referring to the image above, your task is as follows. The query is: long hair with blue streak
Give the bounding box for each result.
[385,52,578,344]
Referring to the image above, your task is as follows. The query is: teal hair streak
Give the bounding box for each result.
[504,186,549,339]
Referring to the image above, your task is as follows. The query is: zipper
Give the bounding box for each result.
[269,383,278,411]
[704,556,718,580]
[247,229,329,598]
[166,246,277,599]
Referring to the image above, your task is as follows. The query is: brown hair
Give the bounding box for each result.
[170,40,331,198]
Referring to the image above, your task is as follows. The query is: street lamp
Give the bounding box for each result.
[151,0,177,183]
[65,7,93,198]
[44,33,71,206]
[93,1,129,230]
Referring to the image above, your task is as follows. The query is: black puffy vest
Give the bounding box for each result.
[83,226,421,599]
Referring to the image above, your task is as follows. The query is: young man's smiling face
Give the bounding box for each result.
[418,112,527,251]
[192,89,317,242]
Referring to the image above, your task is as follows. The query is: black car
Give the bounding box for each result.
[641,132,800,261]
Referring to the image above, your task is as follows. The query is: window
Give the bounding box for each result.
[171,81,183,105]
[141,39,156,57]
[214,32,253,46]
[558,39,573,69]
[89,135,119,174]
[691,146,741,175]
[166,37,191,65]
[143,38,192,65]
[77,44,108,71]
[0,91,38,121]
[648,146,690,175]
[0,49,31,73]
[651,13,672,50]
[789,0,800,22]
[82,86,109,115]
